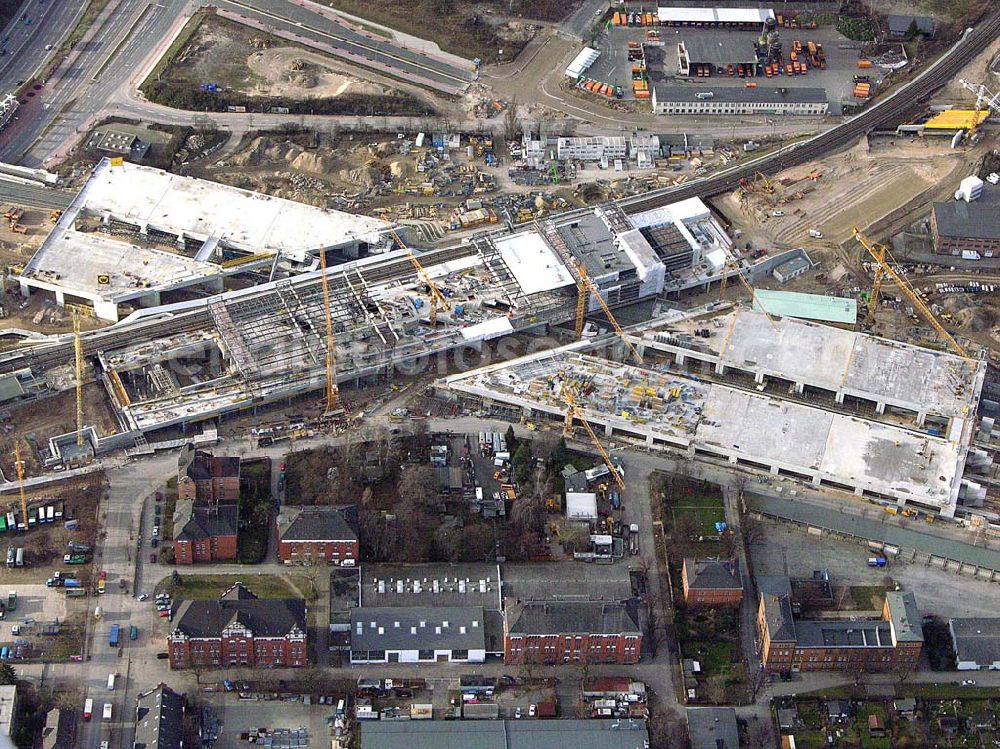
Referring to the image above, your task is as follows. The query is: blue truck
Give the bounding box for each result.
[109,624,120,648]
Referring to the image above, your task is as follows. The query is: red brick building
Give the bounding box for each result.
[756,576,923,674]
[168,583,307,670]
[682,558,743,607]
[177,447,240,503]
[276,506,358,565]
[504,601,642,665]
[172,503,239,565]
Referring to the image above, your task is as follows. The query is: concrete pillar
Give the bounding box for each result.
[769,465,779,475]
[715,362,726,376]
[138,291,161,308]
[54,290,65,305]
[854,486,864,496]
[835,391,845,405]
[637,343,646,360]
[795,382,805,395]
[604,424,613,437]
[676,353,685,367]
[645,433,654,446]
[208,277,224,292]
[93,300,120,322]
[876,401,886,415]
[811,475,821,486]
[17,280,29,298]
[729,455,738,465]
[917,412,927,426]
[754,372,765,385]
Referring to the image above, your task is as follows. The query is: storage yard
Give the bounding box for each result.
[574,7,882,115]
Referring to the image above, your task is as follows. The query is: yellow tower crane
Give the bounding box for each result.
[390,229,451,326]
[574,263,643,365]
[717,255,778,330]
[317,249,341,414]
[853,227,974,362]
[562,389,625,492]
[865,239,888,326]
[73,313,84,448]
[13,440,28,532]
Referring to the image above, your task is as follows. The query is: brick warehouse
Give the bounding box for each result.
[504,601,642,665]
[756,576,922,673]
[177,446,241,503]
[682,558,743,607]
[172,502,238,564]
[276,505,358,565]
[168,584,307,669]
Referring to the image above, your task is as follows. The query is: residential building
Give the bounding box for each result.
[931,190,1000,256]
[176,446,240,503]
[0,685,17,740]
[168,583,307,669]
[349,606,487,664]
[504,600,642,664]
[756,577,923,673]
[172,501,238,564]
[687,707,739,749]
[681,558,743,606]
[361,719,649,749]
[651,84,829,116]
[556,136,627,162]
[949,617,1000,670]
[134,683,185,749]
[276,505,358,565]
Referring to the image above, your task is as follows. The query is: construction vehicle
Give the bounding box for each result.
[562,389,625,492]
[853,227,973,362]
[574,263,643,365]
[391,229,451,326]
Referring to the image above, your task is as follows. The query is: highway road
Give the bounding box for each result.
[0,0,87,90]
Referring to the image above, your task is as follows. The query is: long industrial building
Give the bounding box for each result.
[437,309,989,517]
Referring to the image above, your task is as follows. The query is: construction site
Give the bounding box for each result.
[437,305,988,517]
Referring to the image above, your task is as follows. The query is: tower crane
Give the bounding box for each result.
[562,389,625,492]
[73,313,84,448]
[864,239,888,326]
[317,249,341,414]
[853,227,974,362]
[958,79,1000,138]
[13,441,27,532]
[390,229,451,326]
[717,255,778,330]
[574,263,643,365]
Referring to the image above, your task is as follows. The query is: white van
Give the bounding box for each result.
[107,673,116,691]
[808,229,823,239]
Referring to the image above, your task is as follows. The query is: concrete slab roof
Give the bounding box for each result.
[715,310,981,419]
[79,158,389,258]
[23,229,220,302]
[493,231,575,295]
[361,563,501,610]
[440,348,966,510]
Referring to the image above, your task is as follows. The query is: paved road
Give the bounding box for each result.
[0,0,87,91]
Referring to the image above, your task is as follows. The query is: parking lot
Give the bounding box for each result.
[750,518,1000,619]
[583,22,875,114]
[207,696,333,749]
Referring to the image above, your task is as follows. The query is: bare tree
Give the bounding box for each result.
[741,515,766,547]
[503,96,520,142]
[397,464,437,509]
[746,716,774,749]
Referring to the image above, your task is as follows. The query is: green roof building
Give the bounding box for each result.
[754,289,857,327]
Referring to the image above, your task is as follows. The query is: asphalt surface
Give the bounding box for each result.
[0,0,87,91]
[217,0,474,92]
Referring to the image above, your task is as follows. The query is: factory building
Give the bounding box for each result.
[651,84,829,116]
[931,184,1000,257]
[676,31,761,77]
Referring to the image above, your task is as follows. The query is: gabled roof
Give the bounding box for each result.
[277,505,357,543]
[134,683,185,749]
[174,503,238,541]
[171,583,305,639]
[887,14,936,35]
[757,575,796,642]
[950,617,1000,665]
[180,446,240,482]
[684,558,743,591]
[506,600,641,637]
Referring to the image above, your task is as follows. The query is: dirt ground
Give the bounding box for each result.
[718,137,974,255]
[245,48,386,99]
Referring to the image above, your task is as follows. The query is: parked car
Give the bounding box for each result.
[151,539,158,549]
[515,708,522,719]
[962,679,977,686]
[137,594,148,602]
[156,652,169,659]
[529,704,536,717]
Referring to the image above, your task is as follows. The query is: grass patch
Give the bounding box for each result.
[140,9,210,93]
[59,0,112,55]
[156,573,297,600]
[849,585,887,609]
